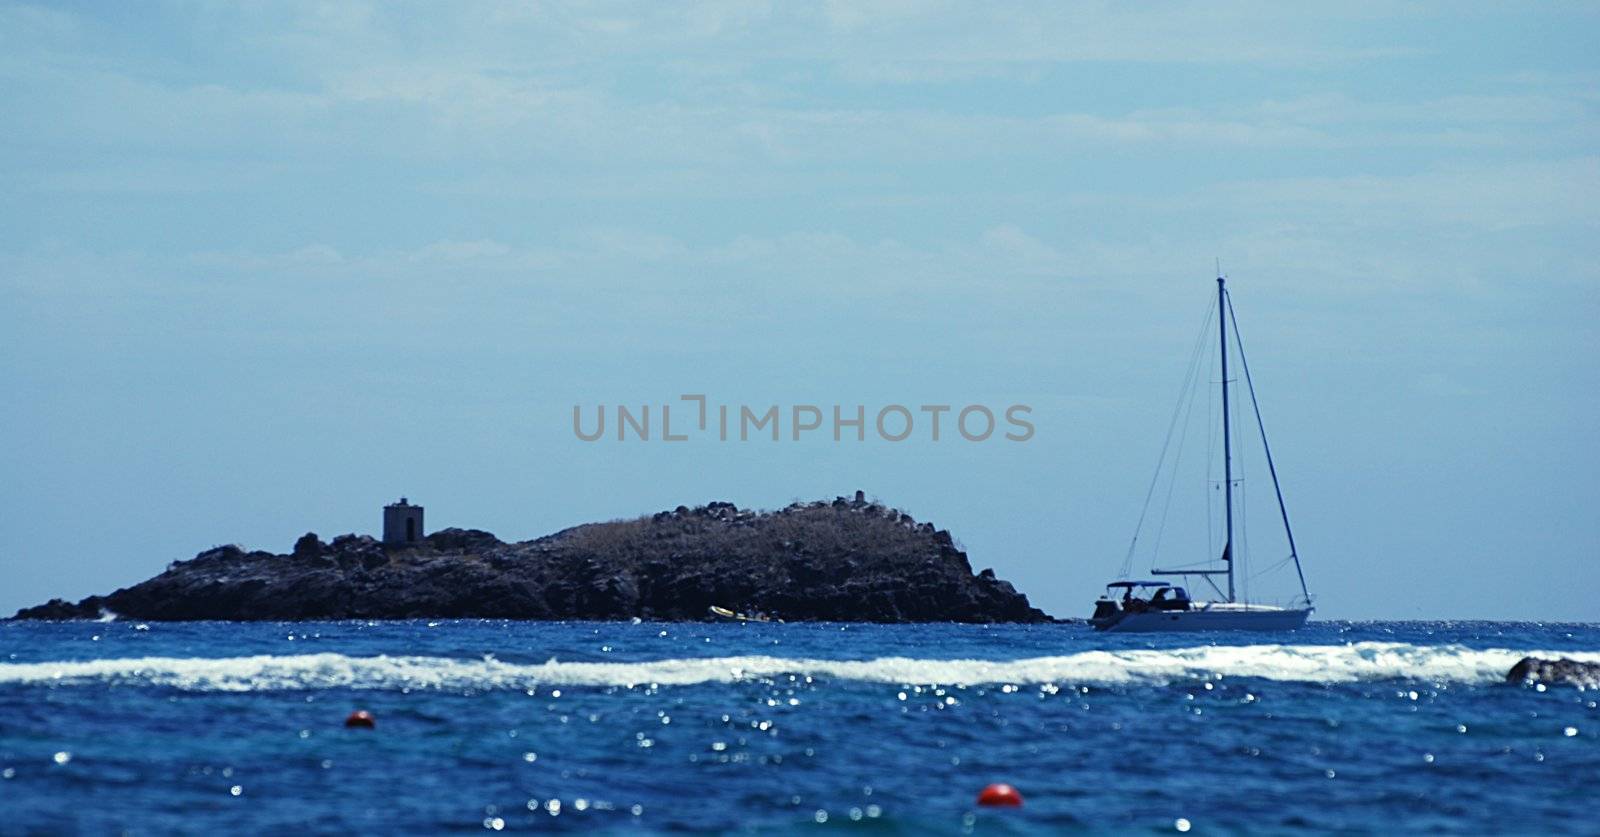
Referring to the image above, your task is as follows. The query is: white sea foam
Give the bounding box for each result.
[0,643,1594,692]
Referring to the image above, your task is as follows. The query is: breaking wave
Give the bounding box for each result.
[1,643,1593,692]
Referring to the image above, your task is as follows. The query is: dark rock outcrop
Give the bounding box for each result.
[13,495,1050,623]
[1507,656,1600,689]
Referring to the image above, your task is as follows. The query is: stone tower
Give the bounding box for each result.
[383,497,424,545]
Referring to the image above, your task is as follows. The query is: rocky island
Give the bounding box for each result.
[14,493,1050,623]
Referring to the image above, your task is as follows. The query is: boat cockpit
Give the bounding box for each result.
[1092,580,1193,620]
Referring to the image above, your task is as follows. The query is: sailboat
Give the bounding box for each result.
[1090,272,1314,632]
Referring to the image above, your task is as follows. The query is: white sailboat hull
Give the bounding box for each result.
[1094,603,1312,632]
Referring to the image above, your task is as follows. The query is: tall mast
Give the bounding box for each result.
[1217,273,1236,602]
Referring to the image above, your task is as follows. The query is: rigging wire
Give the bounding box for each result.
[1205,312,1218,562]
[1149,339,1204,568]
[1234,334,1249,605]
[1225,289,1312,604]
[1120,297,1216,578]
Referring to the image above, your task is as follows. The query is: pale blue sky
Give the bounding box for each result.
[2,2,1596,620]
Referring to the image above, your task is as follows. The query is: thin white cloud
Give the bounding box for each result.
[1212,157,1600,231]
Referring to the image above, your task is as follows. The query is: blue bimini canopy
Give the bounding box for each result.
[1106,580,1168,588]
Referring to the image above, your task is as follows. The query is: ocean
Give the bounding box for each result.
[1,620,1596,834]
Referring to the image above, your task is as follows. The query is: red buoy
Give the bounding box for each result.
[977,783,1023,807]
[344,710,376,729]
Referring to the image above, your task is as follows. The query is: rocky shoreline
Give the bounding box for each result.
[13,494,1051,623]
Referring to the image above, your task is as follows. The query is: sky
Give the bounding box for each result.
[1,1,1596,621]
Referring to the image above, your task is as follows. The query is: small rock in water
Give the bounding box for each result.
[1506,656,1600,689]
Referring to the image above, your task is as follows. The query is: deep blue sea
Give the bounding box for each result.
[1,620,1596,834]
